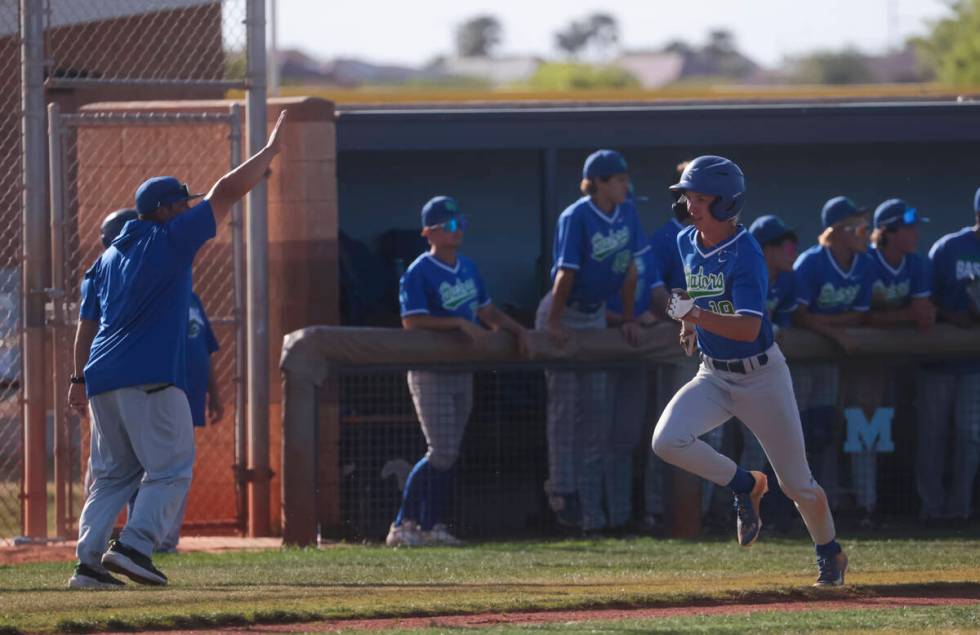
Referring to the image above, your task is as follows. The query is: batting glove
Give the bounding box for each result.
[667,289,696,321]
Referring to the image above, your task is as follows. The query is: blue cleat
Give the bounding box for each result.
[814,550,848,587]
[733,470,768,546]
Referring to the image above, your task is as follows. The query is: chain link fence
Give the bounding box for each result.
[48,108,245,540]
[0,0,259,545]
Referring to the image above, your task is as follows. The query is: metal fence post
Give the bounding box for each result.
[245,0,271,536]
[20,0,48,540]
[228,103,249,534]
[47,103,69,539]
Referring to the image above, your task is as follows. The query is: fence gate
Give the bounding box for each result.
[47,106,247,539]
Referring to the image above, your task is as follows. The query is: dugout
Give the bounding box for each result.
[335,98,980,323]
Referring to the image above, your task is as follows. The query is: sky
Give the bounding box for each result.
[271,0,953,69]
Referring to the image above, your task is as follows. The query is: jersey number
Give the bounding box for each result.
[708,300,735,315]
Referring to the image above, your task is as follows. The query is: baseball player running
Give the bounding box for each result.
[387,196,527,547]
[652,156,847,586]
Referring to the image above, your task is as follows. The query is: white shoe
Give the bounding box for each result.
[425,524,463,546]
[385,521,426,547]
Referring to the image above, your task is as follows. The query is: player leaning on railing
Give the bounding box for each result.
[651,155,848,587]
[386,195,528,548]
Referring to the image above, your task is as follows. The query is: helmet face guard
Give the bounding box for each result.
[669,155,746,221]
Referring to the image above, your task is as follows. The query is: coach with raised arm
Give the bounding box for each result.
[66,110,287,590]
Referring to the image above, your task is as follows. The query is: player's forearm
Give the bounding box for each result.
[73,319,98,376]
[484,306,525,336]
[207,358,220,400]
[619,262,637,321]
[687,310,761,342]
[206,144,277,217]
[402,314,470,332]
[649,286,669,320]
[547,268,575,325]
[796,309,863,328]
[863,308,912,327]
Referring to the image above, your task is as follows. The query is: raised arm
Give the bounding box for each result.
[206,110,288,219]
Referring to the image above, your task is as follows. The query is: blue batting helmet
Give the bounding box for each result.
[100,208,138,248]
[669,155,746,221]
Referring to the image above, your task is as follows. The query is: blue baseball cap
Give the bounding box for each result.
[135,176,203,215]
[873,198,929,229]
[749,215,797,246]
[421,195,461,227]
[582,149,628,180]
[821,196,866,229]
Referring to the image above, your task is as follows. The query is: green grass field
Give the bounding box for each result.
[1,535,978,634]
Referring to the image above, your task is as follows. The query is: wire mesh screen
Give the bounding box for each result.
[0,2,23,546]
[329,357,970,543]
[52,109,244,538]
[42,0,247,87]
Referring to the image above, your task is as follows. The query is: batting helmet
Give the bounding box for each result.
[669,155,746,221]
[100,208,138,248]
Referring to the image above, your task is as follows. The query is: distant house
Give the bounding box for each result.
[430,56,543,86]
[612,52,684,88]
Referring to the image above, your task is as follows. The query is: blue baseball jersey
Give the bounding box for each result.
[186,293,219,427]
[551,196,650,313]
[767,271,797,327]
[650,218,687,291]
[793,245,874,314]
[677,225,774,360]
[606,247,665,315]
[399,253,491,323]
[929,227,980,314]
[868,246,931,310]
[82,200,216,397]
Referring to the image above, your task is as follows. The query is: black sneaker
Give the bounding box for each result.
[733,471,768,547]
[68,563,125,590]
[101,539,168,586]
[814,550,848,587]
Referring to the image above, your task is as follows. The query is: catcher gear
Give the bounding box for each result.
[669,155,746,221]
[667,289,695,320]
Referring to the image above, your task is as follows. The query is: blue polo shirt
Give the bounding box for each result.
[551,196,650,313]
[868,246,931,310]
[81,200,216,396]
[606,248,664,316]
[650,218,687,291]
[399,253,491,323]
[186,293,220,426]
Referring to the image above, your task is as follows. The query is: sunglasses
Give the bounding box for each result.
[155,183,194,209]
[429,215,467,233]
[881,208,921,227]
[842,222,869,235]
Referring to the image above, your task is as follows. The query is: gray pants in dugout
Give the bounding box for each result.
[652,345,837,546]
[535,292,608,530]
[76,385,195,569]
[406,370,474,471]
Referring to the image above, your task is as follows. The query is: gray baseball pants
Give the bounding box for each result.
[76,385,195,568]
[406,370,473,471]
[652,344,837,545]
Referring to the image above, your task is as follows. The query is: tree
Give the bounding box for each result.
[455,15,503,58]
[913,0,980,85]
[789,49,874,84]
[554,13,620,60]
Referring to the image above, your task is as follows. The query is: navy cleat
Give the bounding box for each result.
[814,550,848,587]
[734,470,768,546]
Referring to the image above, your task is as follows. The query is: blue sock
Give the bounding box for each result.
[727,467,755,494]
[426,464,456,530]
[815,539,842,558]
[394,456,433,527]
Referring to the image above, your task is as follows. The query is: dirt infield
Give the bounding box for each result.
[101,586,980,634]
[0,536,281,564]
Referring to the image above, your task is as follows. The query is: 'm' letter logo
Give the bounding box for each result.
[843,407,895,453]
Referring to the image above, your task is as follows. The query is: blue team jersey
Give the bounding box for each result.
[186,293,219,427]
[677,225,774,360]
[82,200,216,397]
[868,246,931,310]
[606,247,664,315]
[929,227,980,314]
[650,218,687,291]
[551,196,650,313]
[767,270,797,327]
[399,253,491,323]
[793,244,874,315]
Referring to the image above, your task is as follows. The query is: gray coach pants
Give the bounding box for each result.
[652,344,837,546]
[535,292,608,530]
[76,385,195,568]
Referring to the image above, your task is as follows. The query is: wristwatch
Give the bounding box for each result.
[69,375,85,385]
